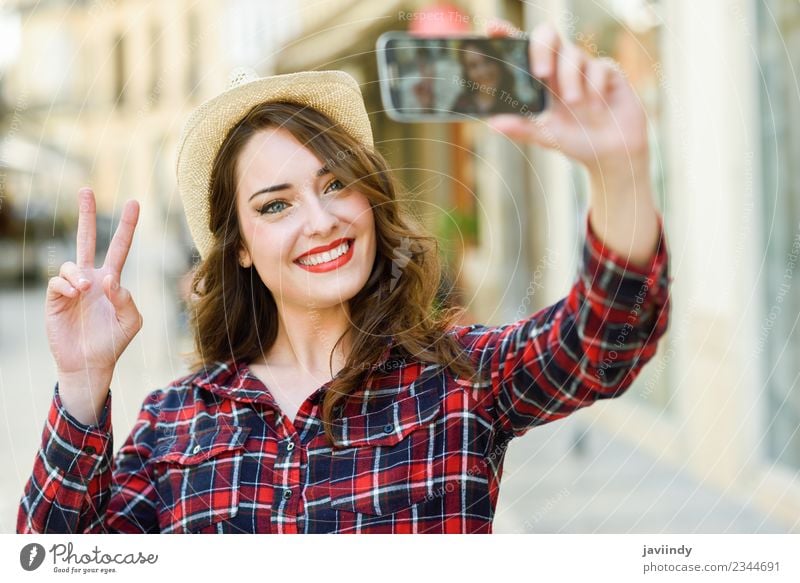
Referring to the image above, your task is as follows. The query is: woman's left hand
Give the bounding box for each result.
[485,19,649,176]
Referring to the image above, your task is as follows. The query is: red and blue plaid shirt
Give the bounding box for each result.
[18,217,671,534]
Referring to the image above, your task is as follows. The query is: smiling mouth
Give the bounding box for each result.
[294,238,354,268]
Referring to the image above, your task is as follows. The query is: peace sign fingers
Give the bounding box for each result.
[103,198,140,277]
[76,188,97,269]
[48,188,143,422]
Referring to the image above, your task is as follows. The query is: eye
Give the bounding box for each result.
[258,200,289,215]
[325,178,345,193]
[257,180,343,216]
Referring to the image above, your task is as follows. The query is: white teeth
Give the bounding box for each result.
[298,240,351,266]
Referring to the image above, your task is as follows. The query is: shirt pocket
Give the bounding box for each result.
[151,423,251,533]
[327,374,442,517]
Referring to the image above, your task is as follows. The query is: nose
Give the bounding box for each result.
[302,192,340,239]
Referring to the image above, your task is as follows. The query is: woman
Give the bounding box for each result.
[450,38,521,115]
[18,21,670,534]
[412,39,519,115]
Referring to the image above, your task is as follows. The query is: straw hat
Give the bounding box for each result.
[175,69,374,260]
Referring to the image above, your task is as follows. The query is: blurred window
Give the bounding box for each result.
[149,23,162,107]
[186,9,201,99]
[28,24,74,104]
[113,33,126,106]
[757,1,800,471]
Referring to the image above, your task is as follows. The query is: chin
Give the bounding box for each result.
[304,283,366,307]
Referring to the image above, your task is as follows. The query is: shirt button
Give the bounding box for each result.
[282,489,293,500]
[286,441,295,451]
[383,423,394,434]
[83,445,96,455]
[192,444,201,454]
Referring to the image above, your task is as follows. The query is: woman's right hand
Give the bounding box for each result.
[46,187,142,425]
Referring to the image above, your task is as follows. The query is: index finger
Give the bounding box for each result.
[103,199,140,275]
[485,17,521,38]
[531,22,561,81]
[76,187,97,269]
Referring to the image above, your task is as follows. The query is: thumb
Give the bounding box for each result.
[487,114,523,134]
[103,273,142,333]
[487,114,556,148]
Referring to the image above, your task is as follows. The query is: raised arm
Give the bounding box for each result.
[451,216,669,437]
[448,20,671,436]
[48,187,142,425]
[18,187,150,533]
[487,19,661,267]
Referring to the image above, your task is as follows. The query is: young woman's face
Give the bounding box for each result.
[462,48,500,90]
[235,127,377,310]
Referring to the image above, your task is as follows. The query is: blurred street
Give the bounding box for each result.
[494,418,787,534]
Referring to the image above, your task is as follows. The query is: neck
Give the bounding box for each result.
[259,301,352,376]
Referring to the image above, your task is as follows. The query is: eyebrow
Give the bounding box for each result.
[248,166,331,201]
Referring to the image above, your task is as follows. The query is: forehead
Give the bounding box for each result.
[235,128,322,191]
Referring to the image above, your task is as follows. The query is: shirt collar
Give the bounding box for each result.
[192,336,396,407]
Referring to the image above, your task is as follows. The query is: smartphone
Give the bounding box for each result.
[376,31,547,123]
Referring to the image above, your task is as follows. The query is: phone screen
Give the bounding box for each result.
[376,33,547,122]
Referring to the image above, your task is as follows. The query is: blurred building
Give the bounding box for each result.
[0,0,300,348]
[533,0,800,530]
[1,0,298,250]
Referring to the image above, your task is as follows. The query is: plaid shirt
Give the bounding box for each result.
[18,217,671,534]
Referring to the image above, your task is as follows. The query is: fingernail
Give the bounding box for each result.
[112,279,119,291]
[78,277,90,288]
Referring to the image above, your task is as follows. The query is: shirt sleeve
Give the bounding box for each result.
[17,383,163,533]
[449,213,671,438]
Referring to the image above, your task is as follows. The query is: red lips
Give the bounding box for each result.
[294,238,352,262]
[294,238,355,273]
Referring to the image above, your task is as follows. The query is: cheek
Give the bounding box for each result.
[237,209,262,241]
[244,223,294,262]
[357,214,377,255]
[344,193,374,228]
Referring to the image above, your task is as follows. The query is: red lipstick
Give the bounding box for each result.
[294,238,355,273]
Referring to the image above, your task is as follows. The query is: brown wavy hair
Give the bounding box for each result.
[185,101,482,445]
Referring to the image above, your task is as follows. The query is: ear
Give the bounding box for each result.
[238,246,252,268]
